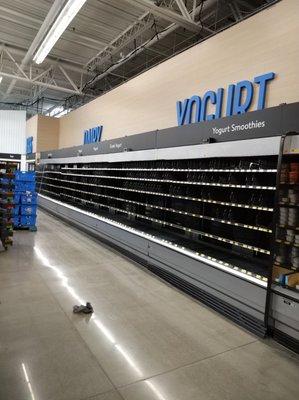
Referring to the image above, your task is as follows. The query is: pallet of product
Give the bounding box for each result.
[13,171,37,231]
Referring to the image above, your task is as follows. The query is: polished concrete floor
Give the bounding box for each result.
[0,210,299,400]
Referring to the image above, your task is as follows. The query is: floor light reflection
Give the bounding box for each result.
[22,363,36,400]
[146,381,168,400]
[33,245,143,378]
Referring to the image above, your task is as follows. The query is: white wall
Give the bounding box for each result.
[0,110,26,154]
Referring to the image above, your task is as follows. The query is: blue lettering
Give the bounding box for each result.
[215,88,224,119]
[254,72,275,110]
[233,80,253,114]
[176,99,189,126]
[176,72,275,126]
[187,95,201,123]
[83,126,103,144]
[26,136,33,154]
[201,91,216,121]
[98,125,103,141]
[226,84,235,117]
[83,130,88,144]
[92,127,98,142]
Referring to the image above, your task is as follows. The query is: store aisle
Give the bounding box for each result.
[0,210,299,400]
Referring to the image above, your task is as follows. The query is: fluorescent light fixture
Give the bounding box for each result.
[46,106,63,116]
[45,106,71,118]
[0,76,2,83]
[33,0,87,64]
[55,108,72,118]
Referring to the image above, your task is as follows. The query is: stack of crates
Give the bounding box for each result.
[13,171,37,230]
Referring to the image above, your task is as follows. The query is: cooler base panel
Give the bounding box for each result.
[270,288,299,354]
[146,262,266,336]
[270,328,299,354]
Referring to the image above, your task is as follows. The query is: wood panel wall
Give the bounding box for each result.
[26,115,59,153]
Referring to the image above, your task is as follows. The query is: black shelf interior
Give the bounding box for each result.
[37,155,278,280]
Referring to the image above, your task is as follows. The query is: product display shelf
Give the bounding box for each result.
[37,127,286,338]
[37,154,277,283]
[268,133,299,353]
[0,162,16,250]
[272,149,299,284]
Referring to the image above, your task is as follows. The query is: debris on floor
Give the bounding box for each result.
[73,302,94,314]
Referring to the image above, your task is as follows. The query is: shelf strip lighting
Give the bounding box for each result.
[44,170,276,190]
[39,187,270,254]
[60,167,277,173]
[38,194,268,288]
[39,181,271,233]
[38,175,273,211]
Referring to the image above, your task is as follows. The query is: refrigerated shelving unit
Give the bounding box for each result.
[36,102,299,352]
[0,153,21,165]
[269,133,299,352]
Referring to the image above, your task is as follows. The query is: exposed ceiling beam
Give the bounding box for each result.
[1,43,94,77]
[228,1,243,21]
[0,71,83,95]
[175,0,193,20]
[88,2,216,87]
[192,0,197,19]
[59,66,80,92]
[1,47,86,96]
[86,0,215,72]
[0,14,103,53]
[108,71,129,79]
[86,11,155,71]
[0,42,97,102]
[87,1,218,86]
[4,0,64,97]
[122,0,202,32]
[0,5,108,47]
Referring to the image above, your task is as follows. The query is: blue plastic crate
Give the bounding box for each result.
[21,194,37,205]
[13,216,20,227]
[21,205,37,216]
[14,183,22,191]
[20,215,36,227]
[15,182,36,192]
[14,193,21,204]
[15,171,36,182]
[14,184,22,192]
[14,205,20,216]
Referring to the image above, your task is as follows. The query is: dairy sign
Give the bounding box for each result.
[83,125,103,144]
[176,72,275,126]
